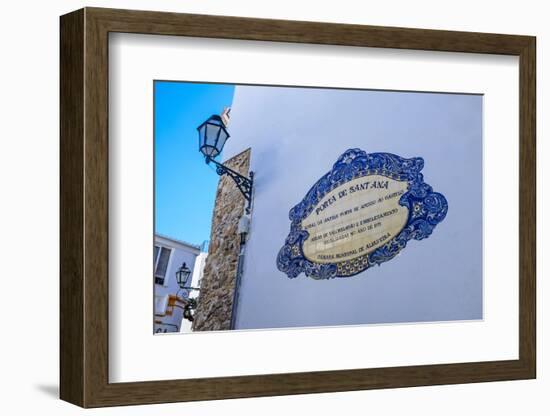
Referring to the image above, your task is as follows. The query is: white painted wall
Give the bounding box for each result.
[224,86,482,330]
[154,235,201,333]
[2,1,547,415]
[179,251,208,332]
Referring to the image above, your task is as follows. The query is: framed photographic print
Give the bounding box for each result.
[60,7,536,407]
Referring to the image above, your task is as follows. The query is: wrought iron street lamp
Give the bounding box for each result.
[175,263,199,322]
[197,114,254,213]
[175,262,191,288]
[175,262,200,294]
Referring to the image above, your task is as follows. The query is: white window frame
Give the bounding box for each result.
[153,244,173,287]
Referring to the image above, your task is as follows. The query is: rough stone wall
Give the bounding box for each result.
[192,148,251,331]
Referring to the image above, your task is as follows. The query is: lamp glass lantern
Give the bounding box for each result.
[197,115,230,160]
[196,113,254,214]
[175,262,192,289]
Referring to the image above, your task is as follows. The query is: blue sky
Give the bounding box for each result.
[154,81,235,247]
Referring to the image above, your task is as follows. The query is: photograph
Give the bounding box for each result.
[153,81,481,333]
[50,4,537,411]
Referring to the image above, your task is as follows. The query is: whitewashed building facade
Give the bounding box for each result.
[154,234,206,333]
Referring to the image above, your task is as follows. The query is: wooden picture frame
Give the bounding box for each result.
[60,7,536,408]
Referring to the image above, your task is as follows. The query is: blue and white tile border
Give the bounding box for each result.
[277,148,448,279]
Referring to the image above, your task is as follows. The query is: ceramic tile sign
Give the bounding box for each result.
[277,148,448,279]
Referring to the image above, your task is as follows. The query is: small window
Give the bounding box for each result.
[154,245,172,285]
